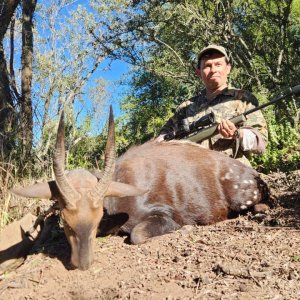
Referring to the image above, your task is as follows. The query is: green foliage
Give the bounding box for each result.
[252,100,300,172]
[250,88,300,172]
[67,135,102,169]
[291,255,300,262]
[119,71,189,148]
[5,0,300,179]
[253,117,300,172]
[114,0,300,172]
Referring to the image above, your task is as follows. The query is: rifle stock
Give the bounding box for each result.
[186,114,247,143]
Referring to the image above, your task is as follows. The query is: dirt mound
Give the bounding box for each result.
[0,170,299,300]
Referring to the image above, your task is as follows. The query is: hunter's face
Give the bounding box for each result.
[198,53,231,91]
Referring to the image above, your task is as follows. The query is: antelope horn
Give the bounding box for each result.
[53,110,80,209]
[90,105,116,203]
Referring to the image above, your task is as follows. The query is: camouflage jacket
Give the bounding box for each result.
[159,88,268,165]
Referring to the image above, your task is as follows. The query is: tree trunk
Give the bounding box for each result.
[21,0,37,161]
[0,0,20,160]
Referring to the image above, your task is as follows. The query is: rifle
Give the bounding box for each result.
[164,85,300,143]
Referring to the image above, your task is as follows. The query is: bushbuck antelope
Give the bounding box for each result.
[11,107,268,270]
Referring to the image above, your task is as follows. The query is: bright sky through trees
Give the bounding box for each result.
[56,0,131,120]
[32,0,132,136]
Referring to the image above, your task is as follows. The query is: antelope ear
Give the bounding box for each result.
[106,181,148,198]
[10,181,60,200]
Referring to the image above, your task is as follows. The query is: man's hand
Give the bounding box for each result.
[218,119,243,139]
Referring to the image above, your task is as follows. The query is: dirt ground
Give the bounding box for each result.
[0,170,299,300]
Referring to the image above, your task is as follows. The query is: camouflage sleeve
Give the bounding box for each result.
[158,102,188,136]
[241,91,268,152]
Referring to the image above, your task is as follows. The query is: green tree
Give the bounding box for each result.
[15,0,132,175]
[112,0,299,171]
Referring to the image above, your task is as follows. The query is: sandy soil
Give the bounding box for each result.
[0,170,299,300]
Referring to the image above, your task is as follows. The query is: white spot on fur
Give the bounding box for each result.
[235,175,240,179]
[240,205,247,210]
[225,172,231,180]
[246,200,253,205]
[253,190,258,195]
[233,184,238,189]
[249,180,254,184]
[253,195,258,200]
[229,168,233,173]
[242,180,249,184]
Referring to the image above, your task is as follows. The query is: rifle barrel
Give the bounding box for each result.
[244,85,300,116]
